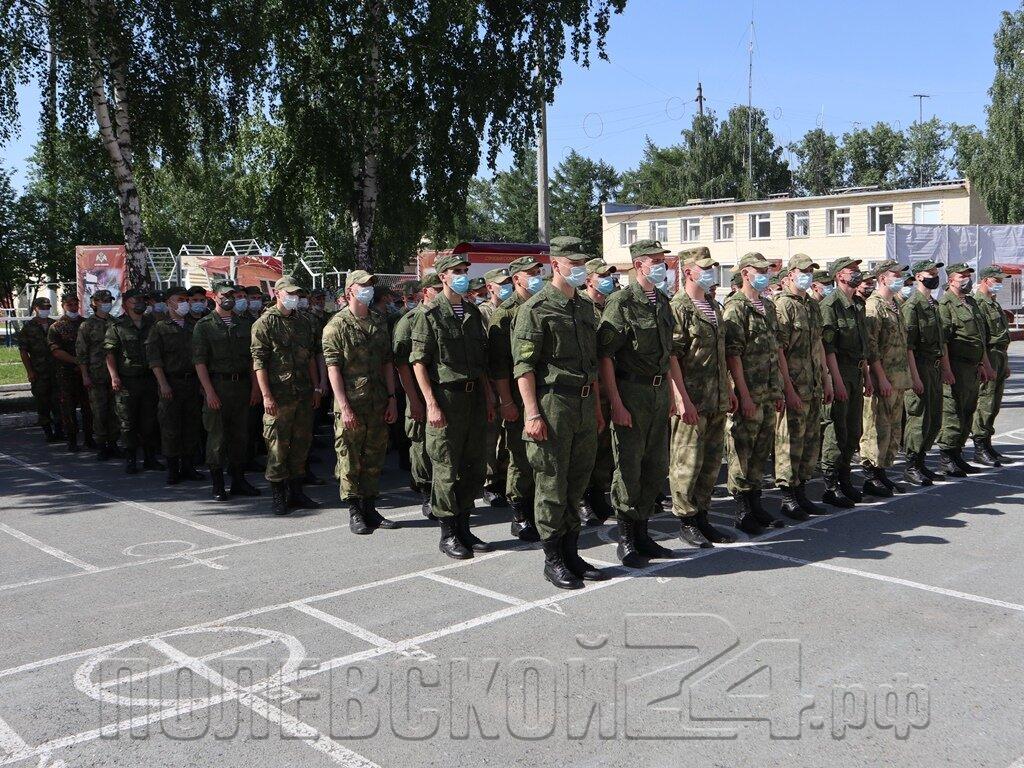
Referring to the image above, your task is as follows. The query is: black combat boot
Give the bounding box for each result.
[678,517,713,548]
[562,530,607,581]
[861,466,892,498]
[52,422,64,440]
[794,483,828,515]
[939,450,967,478]
[635,519,673,558]
[439,516,472,559]
[288,479,320,509]
[125,449,139,475]
[615,518,646,568]
[42,425,57,443]
[229,467,261,496]
[543,536,583,590]
[510,499,540,541]
[348,499,372,535]
[902,454,932,487]
[166,457,181,485]
[695,510,736,543]
[837,465,863,502]
[84,434,97,450]
[456,511,492,552]
[952,448,981,474]
[985,437,1006,462]
[363,498,398,529]
[270,481,290,515]
[735,492,766,535]
[578,493,596,526]
[972,438,998,467]
[749,489,785,528]
[420,490,435,520]
[482,489,509,508]
[180,458,205,481]
[66,435,80,453]
[778,486,809,521]
[822,472,855,508]
[919,457,945,482]
[210,467,229,501]
[583,488,614,523]
[876,467,901,494]
[142,449,165,471]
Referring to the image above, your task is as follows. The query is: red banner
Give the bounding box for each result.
[76,245,128,314]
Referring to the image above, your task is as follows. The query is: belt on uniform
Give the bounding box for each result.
[616,370,665,387]
[212,372,247,382]
[436,379,477,392]
[537,383,592,398]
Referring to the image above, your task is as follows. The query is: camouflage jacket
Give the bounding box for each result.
[597,281,674,378]
[864,294,911,390]
[192,312,253,376]
[901,290,944,362]
[47,315,83,371]
[938,292,987,365]
[671,292,731,414]
[512,283,598,387]
[17,318,56,376]
[973,292,1010,351]
[146,318,198,376]
[251,307,316,399]
[322,306,393,409]
[103,315,155,377]
[821,289,868,369]
[723,292,782,403]
[488,293,528,384]
[409,296,488,385]
[774,291,824,399]
[75,315,113,380]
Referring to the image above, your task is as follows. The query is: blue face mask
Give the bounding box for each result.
[657,280,674,297]
[190,301,206,314]
[795,273,814,292]
[153,302,167,314]
[751,273,770,291]
[696,269,716,290]
[646,263,667,285]
[99,302,113,314]
[990,282,1003,294]
[596,277,616,295]
[449,275,471,295]
[233,298,249,314]
[564,265,587,288]
[527,276,544,295]
[498,283,514,301]
[899,285,914,299]
[885,278,904,291]
[821,285,836,297]
[405,300,419,309]
[355,286,374,305]
[249,299,262,312]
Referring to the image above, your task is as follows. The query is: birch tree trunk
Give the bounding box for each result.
[350,0,381,272]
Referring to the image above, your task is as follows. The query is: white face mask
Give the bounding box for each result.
[173,301,189,316]
[281,294,300,311]
[37,309,51,318]
[66,311,80,320]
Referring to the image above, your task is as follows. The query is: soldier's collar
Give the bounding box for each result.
[541,283,571,307]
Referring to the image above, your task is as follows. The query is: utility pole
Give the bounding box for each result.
[912,93,931,186]
[747,17,754,190]
[696,81,704,117]
[536,79,550,244]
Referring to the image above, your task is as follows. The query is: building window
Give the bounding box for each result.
[868,204,894,234]
[826,207,851,236]
[680,217,700,242]
[748,212,771,240]
[649,219,669,242]
[912,201,941,225]
[620,222,637,246]
[714,215,734,242]
[787,210,810,238]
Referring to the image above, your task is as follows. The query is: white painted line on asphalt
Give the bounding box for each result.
[0,715,29,761]
[0,522,98,572]
[147,638,381,768]
[290,604,395,648]
[0,452,248,544]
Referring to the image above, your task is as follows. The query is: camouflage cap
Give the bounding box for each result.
[212,280,238,296]
[679,246,718,269]
[91,289,113,302]
[812,269,833,284]
[469,277,486,291]
[979,266,1009,279]
[122,288,145,300]
[828,257,862,278]
[399,280,421,296]
[732,252,771,272]
[420,271,442,289]
[786,253,819,272]
[910,259,943,273]
[434,253,471,273]
[585,258,617,276]
[945,262,975,275]
[61,292,80,303]
[768,273,783,286]
[31,296,52,308]
[274,275,301,292]
[483,267,511,284]
[871,259,909,278]
[164,285,188,299]
[629,238,670,259]
[345,269,376,290]
[730,271,743,286]
[508,256,544,276]
[245,285,262,296]
[549,235,590,262]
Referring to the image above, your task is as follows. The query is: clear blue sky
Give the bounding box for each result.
[2,0,1012,190]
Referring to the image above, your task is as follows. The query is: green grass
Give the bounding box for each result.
[0,347,29,386]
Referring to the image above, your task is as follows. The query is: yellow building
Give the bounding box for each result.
[601,180,990,279]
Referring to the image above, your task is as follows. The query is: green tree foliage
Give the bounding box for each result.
[492,146,539,244]
[903,117,953,187]
[841,122,908,188]
[789,128,844,195]
[550,150,619,255]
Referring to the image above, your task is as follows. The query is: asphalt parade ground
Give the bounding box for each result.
[2,349,1024,767]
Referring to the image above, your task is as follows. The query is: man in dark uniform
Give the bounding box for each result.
[77,289,120,458]
[18,297,60,442]
[47,294,93,452]
[972,266,1012,465]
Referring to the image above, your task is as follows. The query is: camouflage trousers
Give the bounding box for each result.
[114,375,158,451]
[158,373,202,458]
[425,386,487,519]
[29,371,59,428]
[504,410,534,504]
[611,380,670,522]
[404,412,431,492]
[263,395,314,482]
[203,378,250,470]
[939,358,980,451]
[86,371,118,445]
[727,401,776,494]
[526,390,597,541]
[775,394,822,487]
[335,399,389,499]
[588,395,613,493]
[822,365,864,473]
[57,366,92,441]
[484,417,509,494]
[904,359,942,457]
[669,411,727,518]
[973,347,1008,440]
[860,389,905,468]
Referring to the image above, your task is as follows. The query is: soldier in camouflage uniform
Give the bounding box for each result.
[104,289,161,474]
[411,254,495,560]
[187,286,210,319]
[48,294,93,452]
[667,248,738,548]
[488,256,545,541]
[253,276,323,514]
[324,270,400,534]
[579,257,617,524]
[937,263,995,477]
[76,289,120,458]
[723,252,786,535]
[18,297,60,442]
[147,290,169,323]
[242,285,267,469]
[811,270,835,302]
[393,274,440,518]
[146,286,205,485]
[514,236,608,589]
[859,261,915,497]
[971,266,1012,466]
[599,239,683,567]
[820,257,872,506]
[481,267,513,508]
[774,254,832,519]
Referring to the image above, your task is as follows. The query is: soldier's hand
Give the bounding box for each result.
[82,374,93,390]
[911,376,924,396]
[596,405,606,434]
[611,400,633,428]
[159,384,174,401]
[384,400,398,425]
[833,380,848,402]
[680,396,699,426]
[340,404,360,430]
[312,390,323,409]
[877,376,893,399]
[822,379,834,405]
[774,397,785,414]
[728,392,739,413]
[941,368,956,386]
[111,376,122,393]
[500,401,520,423]
[410,396,426,423]
[206,390,222,410]
[863,378,874,398]
[486,400,496,423]
[249,386,261,406]
[263,394,278,416]
[26,369,36,383]
[524,415,548,441]
[427,402,446,428]
[740,394,756,419]
[785,387,804,412]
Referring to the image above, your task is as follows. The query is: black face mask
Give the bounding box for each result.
[130,301,146,314]
[219,298,236,311]
[845,271,863,288]
[921,276,940,290]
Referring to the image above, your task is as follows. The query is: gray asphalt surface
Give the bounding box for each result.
[2,347,1024,767]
